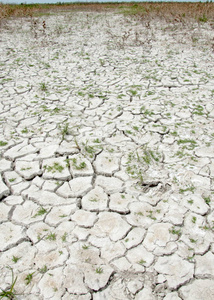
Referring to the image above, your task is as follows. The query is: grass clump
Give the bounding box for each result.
[0,267,18,300]
[33,207,47,218]
[71,158,86,170]
[46,232,56,241]
[0,141,8,147]
[44,162,64,173]
[126,146,161,185]
[24,272,35,285]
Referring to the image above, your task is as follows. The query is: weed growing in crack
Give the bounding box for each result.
[0,267,18,300]
[83,141,102,159]
[203,196,211,205]
[38,265,48,274]
[59,122,69,140]
[74,138,81,151]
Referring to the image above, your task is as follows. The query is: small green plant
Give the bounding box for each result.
[189,238,197,243]
[199,14,208,22]
[33,207,47,218]
[71,158,86,170]
[179,185,195,194]
[84,145,95,157]
[192,105,204,116]
[20,167,31,171]
[12,256,20,264]
[203,196,211,204]
[129,89,137,96]
[93,138,101,143]
[177,139,197,150]
[21,128,28,134]
[192,216,197,223]
[40,82,48,92]
[25,272,35,285]
[61,232,67,242]
[74,138,81,151]
[187,199,194,205]
[8,178,16,183]
[38,265,48,274]
[59,122,69,140]
[0,267,18,300]
[89,198,98,202]
[136,211,144,216]
[95,267,103,274]
[46,232,56,241]
[0,141,8,147]
[146,210,156,220]
[187,255,195,261]
[138,259,146,265]
[169,227,181,236]
[44,162,64,173]
[82,244,89,250]
[59,214,67,218]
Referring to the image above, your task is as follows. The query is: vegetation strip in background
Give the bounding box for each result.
[0,2,214,25]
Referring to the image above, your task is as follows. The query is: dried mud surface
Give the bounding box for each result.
[0,11,214,300]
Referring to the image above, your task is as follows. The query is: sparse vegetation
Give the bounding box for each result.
[71,158,86,170]
[12,256,21,264]
[25,272,35,285]
[1,3,213,26]
[38,265,48,274]
[0,141,8,147]
[33,207,47,218]
[126,146,161,185]
[44,162,64,173]
[95,267,103,274]
[46,232,56,241]
[0,267,18,300]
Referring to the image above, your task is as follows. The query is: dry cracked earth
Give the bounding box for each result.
[0,9,214,300]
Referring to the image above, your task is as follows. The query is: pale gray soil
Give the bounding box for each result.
[0,11,214,299]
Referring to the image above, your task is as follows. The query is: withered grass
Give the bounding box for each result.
[0,2,214,25]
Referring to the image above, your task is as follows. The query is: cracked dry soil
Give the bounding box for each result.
[0,9,214,300]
